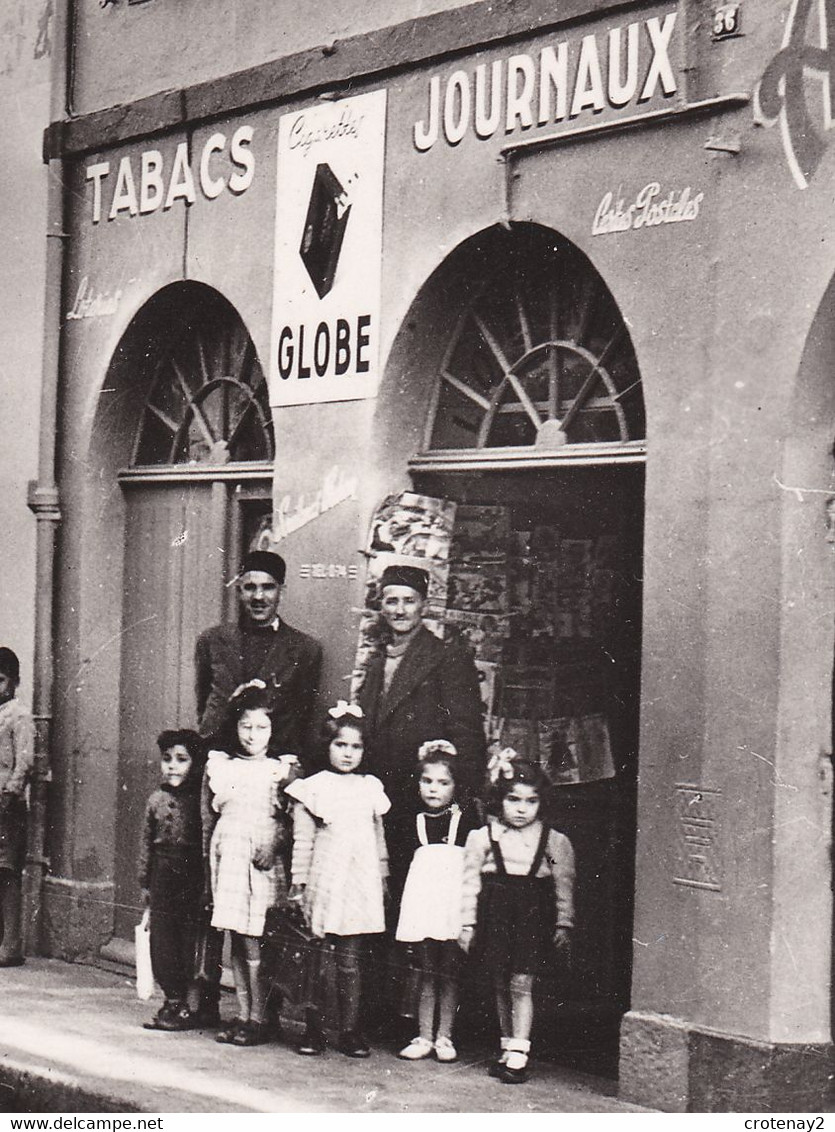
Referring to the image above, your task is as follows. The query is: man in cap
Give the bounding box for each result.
[195,550,322,756]
[358,564,486,812]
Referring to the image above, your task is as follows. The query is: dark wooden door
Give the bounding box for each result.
[114,481,226,939]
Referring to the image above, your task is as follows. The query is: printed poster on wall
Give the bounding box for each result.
[270,90,387,406]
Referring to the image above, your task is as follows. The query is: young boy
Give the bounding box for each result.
[139,728,206,1030]
[0,648,35,966]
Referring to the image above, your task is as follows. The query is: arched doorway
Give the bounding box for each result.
[378,224,645,1069]
[111,283,274,939]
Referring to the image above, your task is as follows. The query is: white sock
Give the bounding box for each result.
[506,1039,531,1070]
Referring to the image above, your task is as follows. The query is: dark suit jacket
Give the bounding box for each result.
[195,620,322,759]
[358,624,486,812]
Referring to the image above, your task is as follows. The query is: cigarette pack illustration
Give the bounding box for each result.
[299,163,352,299]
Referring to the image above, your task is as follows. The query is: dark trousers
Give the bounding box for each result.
[149,850,202,1002]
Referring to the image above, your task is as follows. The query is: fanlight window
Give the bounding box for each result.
[426,237,644,452]
[133,305,273,467]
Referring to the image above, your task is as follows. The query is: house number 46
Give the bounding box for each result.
[712,3,741,39]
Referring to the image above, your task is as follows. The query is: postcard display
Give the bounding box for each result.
[354,492,617,786]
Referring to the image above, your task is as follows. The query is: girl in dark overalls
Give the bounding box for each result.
[459,754,575,1084]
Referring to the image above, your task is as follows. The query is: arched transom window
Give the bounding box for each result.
[132,290,273,467]
[425,234,644,453]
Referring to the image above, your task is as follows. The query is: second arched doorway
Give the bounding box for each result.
[377,223,645,1068]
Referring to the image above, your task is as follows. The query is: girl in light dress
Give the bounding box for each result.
[285,703,390,1059]
[460,752,575,1084]
[393,740,481,1064]
[203,681,298,1047]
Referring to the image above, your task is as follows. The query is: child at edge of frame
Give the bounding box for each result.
[139,727,206,1030]
[284,701,390,1059]
[0,647,35,967]
[459,749,575,1085]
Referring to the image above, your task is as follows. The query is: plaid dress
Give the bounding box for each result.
[286,771,390,938]
[207,750,286,936]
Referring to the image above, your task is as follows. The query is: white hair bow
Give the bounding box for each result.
[487,747,518,785]
[328,700,364,720]
[418,739,458,762]
[230,678,267,699]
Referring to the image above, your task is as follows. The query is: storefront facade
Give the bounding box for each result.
[36,0,835,1111]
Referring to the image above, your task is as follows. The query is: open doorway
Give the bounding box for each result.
[413,463,643,1071]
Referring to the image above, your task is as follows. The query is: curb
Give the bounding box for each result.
[0,1059,141,1115]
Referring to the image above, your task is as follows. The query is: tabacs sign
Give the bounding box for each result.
[270,91,387,406]
[85,127,255,223]
[412,10,679,152]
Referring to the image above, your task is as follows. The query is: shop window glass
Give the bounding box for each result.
[132,303,273,467]
[427,235,644,451]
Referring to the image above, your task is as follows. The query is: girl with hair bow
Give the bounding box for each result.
[392,739,481,1063]
[285,704,391,1059]
[460,755,575,1084]
[203,684,295,1046]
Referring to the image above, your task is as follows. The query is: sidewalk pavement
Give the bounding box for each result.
[0,959,652,1114]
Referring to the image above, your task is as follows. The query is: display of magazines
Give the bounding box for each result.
[495,711,615,785]
[443,505,620,785]
[443,609,510,664]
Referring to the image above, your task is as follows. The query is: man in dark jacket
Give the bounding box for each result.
[195,549,322,758]
[358,564,486,813]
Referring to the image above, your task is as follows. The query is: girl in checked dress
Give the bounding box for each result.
[204,681,298,1046]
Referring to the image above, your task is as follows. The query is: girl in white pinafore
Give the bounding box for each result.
[393,741,481,1064]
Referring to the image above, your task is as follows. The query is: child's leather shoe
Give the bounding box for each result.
[215,1018,244,1044]
[338,1030,371,1058]
[499,1061,530,1084]
[297,1025,326,1055]
[144,1001,195,1031]
[499,1041,530,1083]
[231,1020,269,1046]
